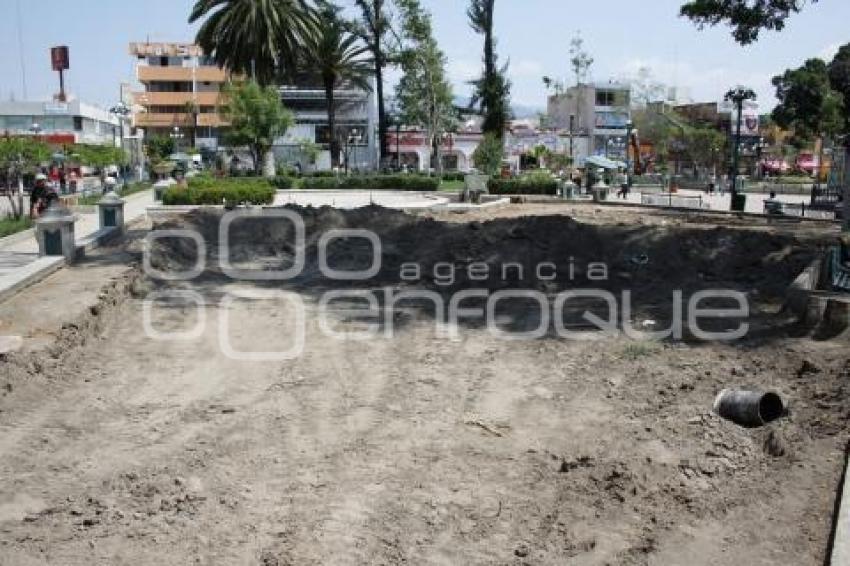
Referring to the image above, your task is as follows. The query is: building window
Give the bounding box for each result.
[595,90,616,106]
[73,116,83,131]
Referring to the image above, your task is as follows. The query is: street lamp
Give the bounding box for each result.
[109,103,131,183]
[724,86,757,211]
[625,119,634,175]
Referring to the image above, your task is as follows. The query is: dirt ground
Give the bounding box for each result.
[0,203,848,565]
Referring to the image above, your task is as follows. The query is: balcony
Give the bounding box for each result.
[133,113,229,128]
[138,65,228,83]
[133,91,223,106]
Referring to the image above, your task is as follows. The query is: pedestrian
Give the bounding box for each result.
[29,174,50,218]
[708,173,716,195]
[616,169,629,199]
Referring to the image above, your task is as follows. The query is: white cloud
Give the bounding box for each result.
[819,42,842,62]
[616,57,777,109]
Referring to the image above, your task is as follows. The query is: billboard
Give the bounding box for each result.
[51,46,70,71]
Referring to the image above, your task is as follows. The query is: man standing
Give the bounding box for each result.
[616,168,629,199]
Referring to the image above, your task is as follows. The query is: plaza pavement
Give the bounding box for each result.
[0,189,154,302]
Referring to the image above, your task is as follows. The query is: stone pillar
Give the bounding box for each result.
[592,169,609,203]
[35,204,77,262]
[98,191,126,231]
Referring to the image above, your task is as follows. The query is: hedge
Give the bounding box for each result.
[301,175,440,192]
[163,178,275,206]
[487,177,559,195]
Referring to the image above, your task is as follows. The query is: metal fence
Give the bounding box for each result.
[640,192,706,209]
[764,200,836,220]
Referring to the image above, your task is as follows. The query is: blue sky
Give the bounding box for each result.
[1,0,848,112]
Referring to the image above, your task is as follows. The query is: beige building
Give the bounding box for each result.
[129,42,230,149]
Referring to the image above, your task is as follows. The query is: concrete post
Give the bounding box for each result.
[98,191,126,231]
[35,204,76,263]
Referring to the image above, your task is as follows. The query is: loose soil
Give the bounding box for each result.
[0,204,847,565]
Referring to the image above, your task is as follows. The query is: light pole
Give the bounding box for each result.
[724,86,757,211]
[626,119,634,174]
[344,128,362,175]
[109,103,131,184]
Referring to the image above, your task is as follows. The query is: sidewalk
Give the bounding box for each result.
[0,189,154,302]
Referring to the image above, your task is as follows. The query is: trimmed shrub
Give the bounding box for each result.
[441,172,466,182]
[488,174,559,196]
[302,170,336,178]
[271,176,296,190]
[301,175,440,192]
[163,178,275,206]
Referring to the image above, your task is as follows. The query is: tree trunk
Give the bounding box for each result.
[263,149,276,178]
[376,58,388,168]
[326,79,339,169]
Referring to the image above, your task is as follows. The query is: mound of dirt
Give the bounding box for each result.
[149,206,816,307]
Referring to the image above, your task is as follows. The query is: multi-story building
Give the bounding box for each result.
[275,80,378,171]
[547,82,631,163]
[0,99,120,146]
[129,42,229,150]
[129,42,379,170]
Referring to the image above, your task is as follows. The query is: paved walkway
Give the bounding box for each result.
[0,190,154,301]
[615,188,814,215]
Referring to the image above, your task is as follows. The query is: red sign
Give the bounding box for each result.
[51,46,70,71]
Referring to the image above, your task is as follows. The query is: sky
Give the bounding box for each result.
[1,0,849,113]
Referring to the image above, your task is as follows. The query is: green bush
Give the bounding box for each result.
[488,174,558,195]
[302,170,336,178]
[473,133,504,176]
[301,175,440,192]
[441,172,466,182]
[163,178,275,206]
[271,176,296,190]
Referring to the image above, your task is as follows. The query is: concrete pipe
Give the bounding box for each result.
[713,389,785,427]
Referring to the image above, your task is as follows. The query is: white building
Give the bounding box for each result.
[0,99,120,146]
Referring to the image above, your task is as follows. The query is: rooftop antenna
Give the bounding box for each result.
[15,0,28,99]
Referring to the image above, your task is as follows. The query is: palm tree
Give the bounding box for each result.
[307,5,373,168]
[189,0,317,86]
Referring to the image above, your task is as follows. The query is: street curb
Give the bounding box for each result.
[830,449,850,565]
[0,256,65,304]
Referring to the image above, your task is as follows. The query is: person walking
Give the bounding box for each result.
[616,169,629,199]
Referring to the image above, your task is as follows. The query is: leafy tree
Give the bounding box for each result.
[472,133,503,176]
[0,137,50,218]
[352,0,394,164]
[680,0,816,45]
[682,125,727,173]
[189,0,317,86]
[468,0,511,139]
[631,67,667,106]
[144,135,176,163]
[828,43,850,134]
[772,58,844,147]
[306,4,373,168]
[222,81,294,176]
[569,33,593,87]
[395,0,454,175]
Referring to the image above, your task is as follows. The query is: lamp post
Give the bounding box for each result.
[344,128,362,175]
[170,126,185,150]
[109,103,131,184]
[724,86,757,211]
[625,119,634,175]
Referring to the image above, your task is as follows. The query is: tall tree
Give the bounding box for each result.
[772,58,843,147]
[828,43,850,134]
[0,137,50,219]
[352,0,393,165]
[306,5,373,168]
[189,0,317,86]
[222,81,294,176]
[468,0,511,139]
[395,0,454,175]
[680,0,816,45]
